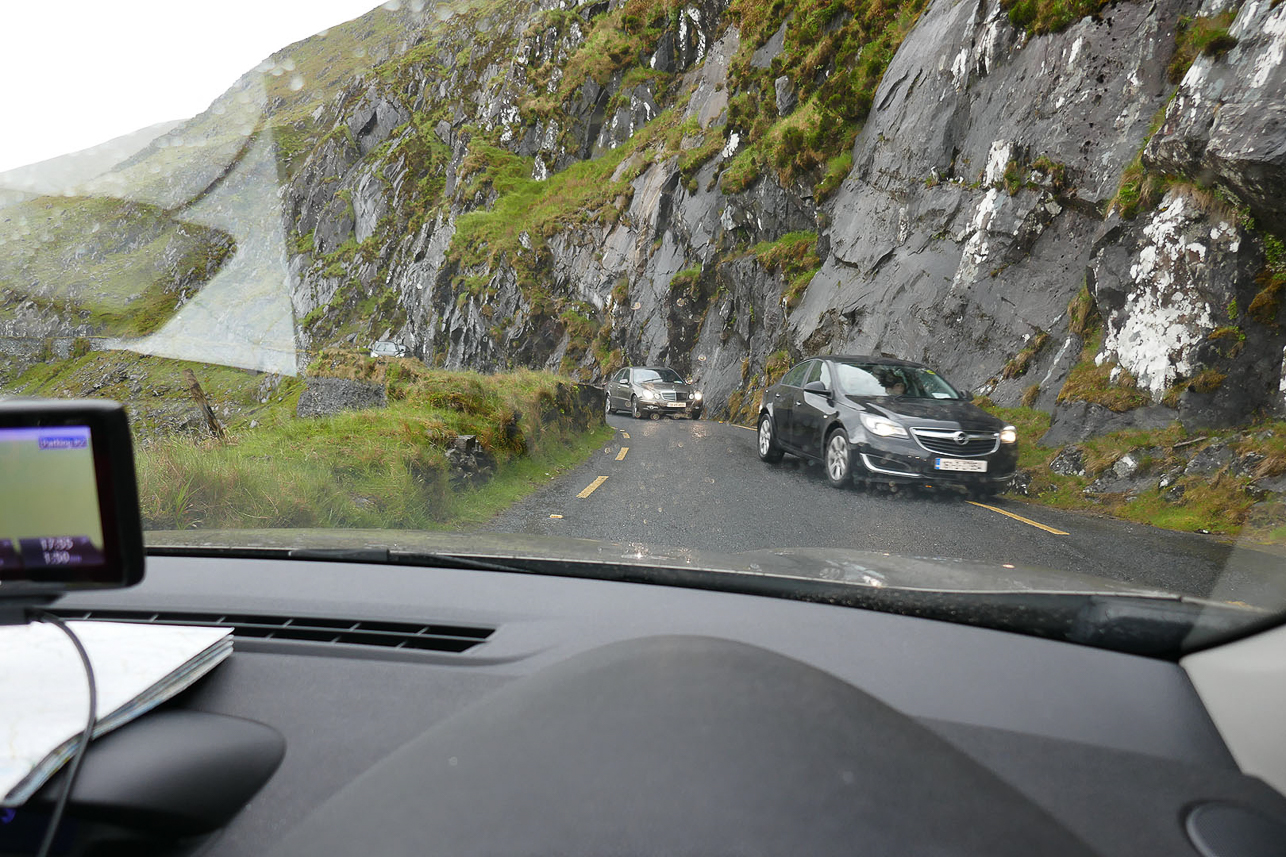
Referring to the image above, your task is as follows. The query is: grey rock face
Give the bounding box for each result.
[1040,401,1178,447]
[272,0,1286,445]
[1146,2,1286,235]
[1085,449,1155,495]
[347,91,410,157]
[445,434,496,486]
[1049,445,1087,477]
[1184,441,1234,475]
[296,377,388,418]
[802,0,1183,399]
[1088,193,1285,428]
[774,76,797,117]
[750,22,786,69]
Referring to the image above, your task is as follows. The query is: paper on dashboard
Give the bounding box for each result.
[0,620,233,806]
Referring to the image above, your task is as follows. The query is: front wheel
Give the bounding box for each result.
[604,394,613,417]
[631,396,642,419]
[758,414,784,463]
[690,409,702,421]
[825,429,853,488]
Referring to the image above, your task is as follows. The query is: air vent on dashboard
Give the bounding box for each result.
[51,610,494,653]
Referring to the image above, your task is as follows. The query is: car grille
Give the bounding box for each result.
[662,391,687,402]
[910,428,999,457]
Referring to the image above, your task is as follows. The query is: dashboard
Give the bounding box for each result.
[7,553,1286,856]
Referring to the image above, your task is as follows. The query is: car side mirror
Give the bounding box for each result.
[804,381,831,396]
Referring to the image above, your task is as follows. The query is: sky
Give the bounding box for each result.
[0,0,391,173]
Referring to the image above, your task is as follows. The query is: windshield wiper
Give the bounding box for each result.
[147,545,529,575]
[145,545,1264,658]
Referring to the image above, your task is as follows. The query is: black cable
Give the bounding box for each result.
[30,611,97,857]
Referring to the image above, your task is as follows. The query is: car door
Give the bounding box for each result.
[791,360,836,456]
[610,369,630,410]
[771,361,811,451]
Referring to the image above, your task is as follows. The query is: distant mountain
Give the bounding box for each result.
[0,121,182,207]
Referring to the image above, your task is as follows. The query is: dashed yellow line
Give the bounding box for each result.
[577,475,609,499]
[616,447,629,461]
[967,501,1069,536]
[621,431,630,439]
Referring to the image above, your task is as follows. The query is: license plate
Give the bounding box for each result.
[936,458,987,472]
[668,401,687,407]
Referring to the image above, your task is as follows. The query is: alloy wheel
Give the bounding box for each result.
[826,431,851,487]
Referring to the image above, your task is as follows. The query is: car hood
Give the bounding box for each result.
[639,381,690,392]
[144,528,1199,599]
[854,397,1001,427]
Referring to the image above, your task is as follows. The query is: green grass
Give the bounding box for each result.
[1250,234,1286,325]
[135,361,610,530]
[754,231,820,309]
[980,403,1286,543]
[1168,12,1239,83]
[0,196,235,337]
[1000,0,1108,35]
[721,0,928,192]
[6,351,301,438]
[1001,330,1050,380]
[1056,331,1152,412]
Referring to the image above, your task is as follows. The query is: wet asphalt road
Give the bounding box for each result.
[484,414,1286,601]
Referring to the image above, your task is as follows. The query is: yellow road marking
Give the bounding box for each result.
[967,501,1069,535]
[577,476,609,499]
[616,447,629,461]
[621,431,630,439]
[549,514,563,519]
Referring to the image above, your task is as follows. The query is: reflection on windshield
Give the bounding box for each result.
[834,362,961,400]
[636,369,683,384]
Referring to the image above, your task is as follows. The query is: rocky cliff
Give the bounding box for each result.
[19,0,1286,437]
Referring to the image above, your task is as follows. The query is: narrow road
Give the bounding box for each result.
[485,414,1286,602]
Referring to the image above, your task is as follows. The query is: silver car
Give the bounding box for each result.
[369,340,408,358]
[605,366,703,419]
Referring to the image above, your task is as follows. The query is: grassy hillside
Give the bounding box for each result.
[978,401,1286,544]
[8,347,608,531]
[0,195,234,337]
[139,355,609,530]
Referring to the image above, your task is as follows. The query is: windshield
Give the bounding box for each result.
[834,362,962,400]
[3,0,1285,655]
[635,369,684,384]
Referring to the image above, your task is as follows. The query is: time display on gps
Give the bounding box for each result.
[0,425,107,580]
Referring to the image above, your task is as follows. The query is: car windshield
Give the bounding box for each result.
[635,369,683,384]
[833,362,962,399]
[3,0,1285,656]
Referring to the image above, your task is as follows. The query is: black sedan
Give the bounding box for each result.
[605,366,703,419]
[755,356,1017,495]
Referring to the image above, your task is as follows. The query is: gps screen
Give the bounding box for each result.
[0,425,107,581]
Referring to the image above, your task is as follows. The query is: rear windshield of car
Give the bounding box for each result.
[635,369,682,383]
[833,362,963,400]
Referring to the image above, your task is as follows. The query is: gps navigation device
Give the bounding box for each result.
[0,399,144,602]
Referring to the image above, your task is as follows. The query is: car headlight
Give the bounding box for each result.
[640,389,659,401]
[692,391,703,401]
[859,413,908,438]
[1000,425,1018,444]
